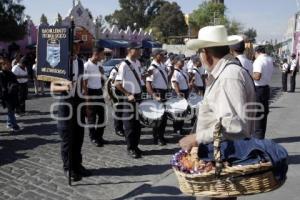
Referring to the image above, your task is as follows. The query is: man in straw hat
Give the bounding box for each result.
[179,25,256,200]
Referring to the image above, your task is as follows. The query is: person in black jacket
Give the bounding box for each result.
[0,57,22,132]
[51,40,91,182]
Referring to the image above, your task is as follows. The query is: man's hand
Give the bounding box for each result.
[179,134,198,152]
[127,94,135,102]
[154,94,161,101]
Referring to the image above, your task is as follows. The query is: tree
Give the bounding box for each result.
[189,1,243,36]
[149,2,187,43]
[105,0,165,30]
[244,28,257,43]
[55,13,63,26]
[0,0,27,42]
[40,14,49,26]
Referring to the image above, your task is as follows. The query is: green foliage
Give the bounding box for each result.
[0,0,27,42]
[244,28,257,43]
[189,1,243,35]
[106,0,187,43]
[55,13,63,26]
[40,14,49,26]
[149,2,187,43]
[105,0,165,29]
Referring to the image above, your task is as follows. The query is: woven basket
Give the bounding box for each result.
[173,121,285,198]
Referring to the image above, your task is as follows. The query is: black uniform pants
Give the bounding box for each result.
[253,85,270,139]
[282,72,288,92]
[86,89,106,141]
[123,95,141,151]
[58,97,85,172]
[153,89,167,140]
[16,83,28,114]
[173,89,189,132]
[290,71,297,92]
[113,90,124,133]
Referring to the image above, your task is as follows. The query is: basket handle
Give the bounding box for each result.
[213,119,223,177]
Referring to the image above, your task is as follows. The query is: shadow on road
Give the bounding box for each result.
[0,137,59,166]
[89,164,170,177]
[288,155,300,165]
[272,136,300,144]
[113,184,193,200]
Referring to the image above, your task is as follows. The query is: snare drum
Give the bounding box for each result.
[188,93,203,109]
[187,93,203,119]
[138,100,165,128]
[165,97,189,121]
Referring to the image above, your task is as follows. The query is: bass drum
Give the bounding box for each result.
[165,97,189,121]
[138,99,165,128]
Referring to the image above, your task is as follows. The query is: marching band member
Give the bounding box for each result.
[146,49,169,146]
[115,42,143,159]
[107,63,125,137]
[189,56,206,96]
[51,39,91,182]
[83,45,107,147]
[171,56,190,135]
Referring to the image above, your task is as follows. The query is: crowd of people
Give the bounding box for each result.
[0,25,297,186]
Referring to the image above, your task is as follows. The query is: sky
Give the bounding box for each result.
[21,0,299,42]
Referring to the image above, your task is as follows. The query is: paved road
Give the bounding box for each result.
[0,66,291,200]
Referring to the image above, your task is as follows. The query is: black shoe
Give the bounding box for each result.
[158,138,167,146]
[153,138,158,145]
[116,131,125,137]
[78,165,92,177]
[91,139,103,147]
[135,147,143,155]
[127,150,141,159]
[100,139,109,145]
[63,170,82,182]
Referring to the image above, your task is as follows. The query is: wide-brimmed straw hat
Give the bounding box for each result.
[187,25,242,50]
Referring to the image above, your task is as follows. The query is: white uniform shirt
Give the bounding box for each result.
[171,68,189,90]
[196,54,256,144]
[12,64,28,83]
[83,59,102,89]
[115,57,143,94]
[109,66,119,81]
[187,60,194,73]
[237,54,253,75]
[192,66,205,87]
[290,59,297,71]
[253,54,274,86]
[146,60,168,90]
[281,63,289,73]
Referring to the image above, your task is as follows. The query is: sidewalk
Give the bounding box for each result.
[131,74,300,200]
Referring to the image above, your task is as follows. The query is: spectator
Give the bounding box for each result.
[252,45,274,139]
[281,58,289,92]
[12,56,29,116]
[0,57,22,131]
[289,53,298,93]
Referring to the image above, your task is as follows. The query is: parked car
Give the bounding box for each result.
[102,58,123,77]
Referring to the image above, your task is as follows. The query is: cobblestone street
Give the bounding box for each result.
[0,87,185,200]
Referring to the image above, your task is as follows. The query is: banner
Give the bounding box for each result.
[37,26,71,82]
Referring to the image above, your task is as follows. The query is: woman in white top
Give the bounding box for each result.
[12,57,29,115]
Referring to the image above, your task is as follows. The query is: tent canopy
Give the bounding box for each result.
[142,40,162,48]
[97,39,129,49]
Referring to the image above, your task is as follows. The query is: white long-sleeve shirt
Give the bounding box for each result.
[196,54,256,144]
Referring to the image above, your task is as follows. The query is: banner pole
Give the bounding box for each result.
[68,16,75,187]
